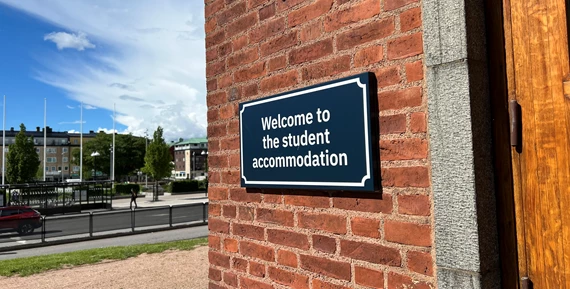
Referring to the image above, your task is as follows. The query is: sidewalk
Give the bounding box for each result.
[111,192,208,210]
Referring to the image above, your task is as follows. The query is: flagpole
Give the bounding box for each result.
[43,98,46,182]
[80,102,83,181]
[112,103,115,182]
[2,95,5,186]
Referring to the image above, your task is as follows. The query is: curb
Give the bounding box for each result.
[0,222,208,253]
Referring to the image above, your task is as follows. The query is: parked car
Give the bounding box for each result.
[0,206,42,235]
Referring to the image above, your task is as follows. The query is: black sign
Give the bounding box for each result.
[239,72,378,191]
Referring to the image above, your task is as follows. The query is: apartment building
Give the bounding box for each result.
[170,137,208,180]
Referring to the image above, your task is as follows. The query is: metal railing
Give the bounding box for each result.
[0,202,208,247]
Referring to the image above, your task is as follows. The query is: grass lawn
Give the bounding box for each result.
[0,237,207,277]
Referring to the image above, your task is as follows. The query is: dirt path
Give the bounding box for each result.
[0,245,208,289]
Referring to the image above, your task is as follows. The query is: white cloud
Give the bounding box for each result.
[1,0,207,141]
[66,105,75,109]
[44,31,96,51]
[83,104,97,110]
[59,120,86,125]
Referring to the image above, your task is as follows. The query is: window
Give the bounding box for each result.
[35,148,40,153]
[62,157,68,163]
[45,166,48,171]
[73,166,80,172]
[73,140,78,144]
[3,148,7,152]
[58,166,61,171]
[47,157,57,163]
[51,166,56,171]
[47,148,56,154]
[64,166,68,171]
[62,148,68,153]
[61,139,67,144]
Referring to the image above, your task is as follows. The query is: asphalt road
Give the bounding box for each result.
[0,225,209,260]
[0,204,206,246]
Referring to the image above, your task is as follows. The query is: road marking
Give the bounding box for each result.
[150,214,169,217]
[16,240,26,244]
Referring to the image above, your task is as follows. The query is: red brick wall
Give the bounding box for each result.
[205,0,433,288]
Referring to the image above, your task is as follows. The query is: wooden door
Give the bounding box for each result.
[504,0,570,287]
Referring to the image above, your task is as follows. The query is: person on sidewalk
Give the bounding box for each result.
[130,188,138,210]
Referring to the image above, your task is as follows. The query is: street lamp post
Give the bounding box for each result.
[91,151,100,181]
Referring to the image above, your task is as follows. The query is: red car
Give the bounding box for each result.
[0,206,42,235]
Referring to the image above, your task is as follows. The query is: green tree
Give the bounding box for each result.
[6,124,41,184]
[142,126,173,192]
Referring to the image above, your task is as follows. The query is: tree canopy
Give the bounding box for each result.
[142,126,172,182]
[6,124,41,184]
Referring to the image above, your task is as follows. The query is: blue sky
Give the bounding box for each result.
[0,1,206,141]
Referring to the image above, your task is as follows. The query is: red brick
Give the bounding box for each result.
[206,0,224,18]
[209,186,229,200]
[207,79,218,91]
[219,103,237,119]
[263,193,283,203]
[234,62,266,83]
[277,249,298,267]
[257,208,294,226]
[398,194,431,216]
[407,251,434,276]
[312,279,351,289]
[232,223,265,241]
[209,203,222,217]
[207,108,218,124]
[340,239,401,266]
[228,47,259,69]
[261,32,298,57]
[218,42,232,58]
[388,33,423,60]
[301,55,351,81]
[229,154,241,167]
[385,0,419,11]
[312,235,336,253]
[380,114,407,134]
[288,0,333,27]
[381,166,430,187]
[375,65,402,88]
[230,188,261,203]
[300,21,323,42]
[351,217,380,238]
[208,124,227,138]
[208,91,227,107]
[226,12,258,38]
[289,38,333,65]
[300,255,351,281]
[337,18,394,51]
[406,60,424,82]
[401,7,421,32]
[220,136,239,150]
[227,119,240,134]
[217,2,246,25]
[380,138,428,161]
[268,229,309,250]
[209,235,221,250]
[298,212,346,234]
[379,87,422,111]
[210,267,222,281]
[207,47,219,62]
[387,272,432,289]
[249,261,266,277]
[209,282,227,289]
[238,206,255,221]
[249,0,267,8]
[233,257,248,272]
[276,0,304,11]
[410,112,427,133]
[232,35,248,51]
[206,31,226,49]
[222,205,237,218]
[205,17,217,34]
[242,83,258,97]
[209,171,221,184]
[284,192,329,208]
[224,238,239,253]
[209,251,230,268]
[333,193,393,213]
[260,70,299,92]
[269,267,309,288]
[240,241,274,261]
[355,266,384,288]
[240,277,273,289]
[268,55,287,72]
[207,59,226,77]
[384,220,432,246]
[209,218,230,234]
[355,45,384,67]
[250,17,285,43]
[223,272,238,287]
[324,0,380,31]
[259,3,276,21]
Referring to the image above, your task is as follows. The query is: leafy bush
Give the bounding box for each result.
[114,184,140,195]
[168,180,205,193]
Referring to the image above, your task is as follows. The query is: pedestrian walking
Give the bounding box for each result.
[130,188,138,210]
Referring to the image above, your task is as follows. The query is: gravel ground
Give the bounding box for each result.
[0,245,209,289]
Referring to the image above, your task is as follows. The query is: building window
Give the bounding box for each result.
[74,140,78,144]
[45,166,48,171]
[47,148,56,154]
[64,166,68,171]
[62,148,68,153]
[51,166,56,171]
[62,157,68,163]
[58,166,61,171]
[35,148,40,153]
[47,157,57,163]
[3,148,7,152]
[73,166,80,172]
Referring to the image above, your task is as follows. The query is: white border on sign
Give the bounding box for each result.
[240,77,371,187]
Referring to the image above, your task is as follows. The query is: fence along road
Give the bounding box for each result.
[0,193,209,249]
